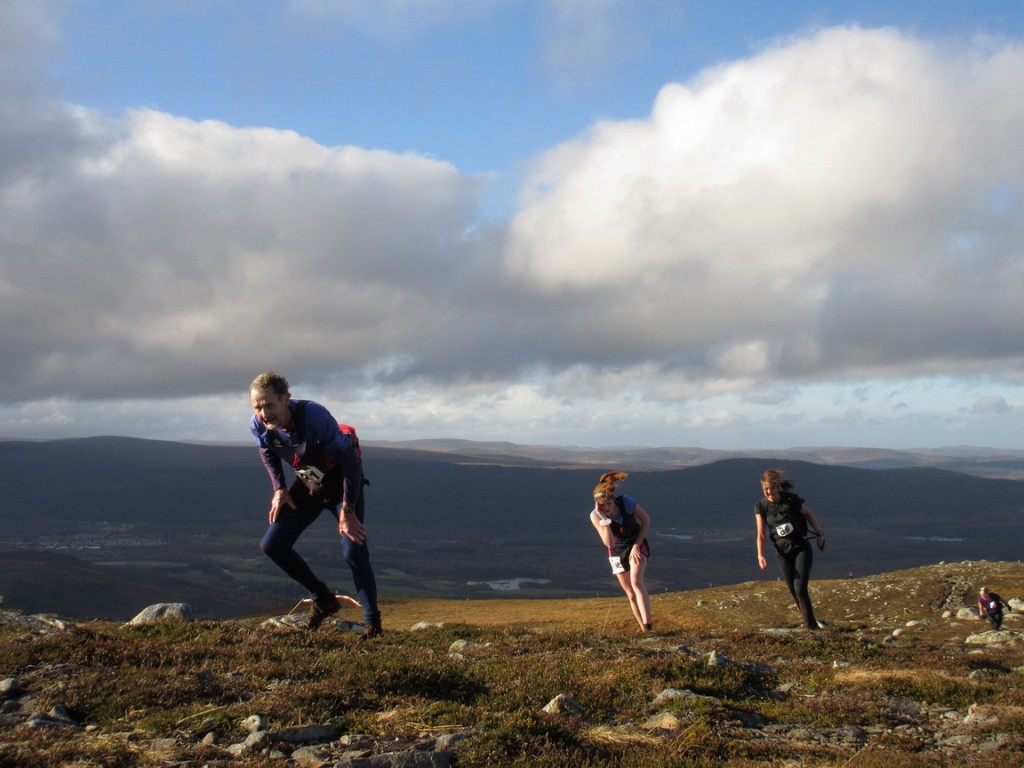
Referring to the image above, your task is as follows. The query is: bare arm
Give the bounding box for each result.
[755,513,768,570]
[629,505,651,564]
[590,510,615,548]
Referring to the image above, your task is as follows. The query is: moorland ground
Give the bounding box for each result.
[2,560,1022,767]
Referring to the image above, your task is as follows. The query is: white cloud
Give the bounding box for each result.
[506,26,1024,385]
[0,103,488,401]
[1,8,1023,448]
[972,395,1011,416]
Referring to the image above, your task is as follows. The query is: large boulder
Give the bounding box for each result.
[125,603,193,626]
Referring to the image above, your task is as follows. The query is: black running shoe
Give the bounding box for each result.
[359,616,383,641]
[307,594,341,630]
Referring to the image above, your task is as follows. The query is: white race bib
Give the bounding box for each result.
[608,556,625,574]
[775,522,794,538]
[295,465,325,490]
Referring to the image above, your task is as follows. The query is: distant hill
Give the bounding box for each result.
[371,438,1024,478]
[1,437,1023,620]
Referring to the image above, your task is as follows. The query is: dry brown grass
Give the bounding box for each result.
[2,560,1023,768]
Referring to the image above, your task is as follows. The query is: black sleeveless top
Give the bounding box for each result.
[756,491,808,554]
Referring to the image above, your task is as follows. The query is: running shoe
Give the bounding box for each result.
[307,594,342,630]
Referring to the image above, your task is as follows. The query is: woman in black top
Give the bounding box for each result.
[755,468,826,630]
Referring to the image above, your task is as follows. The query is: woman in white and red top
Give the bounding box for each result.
[589,471,653,632]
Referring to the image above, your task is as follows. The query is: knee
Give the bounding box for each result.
[260,535,284,558]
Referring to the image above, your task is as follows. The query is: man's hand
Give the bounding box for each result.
[757,554,768,570]
[269,488,296,523]
[339,508,366,544]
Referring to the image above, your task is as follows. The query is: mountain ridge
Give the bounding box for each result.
[1,437,1023,620]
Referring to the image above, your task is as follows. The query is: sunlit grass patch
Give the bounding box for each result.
[830,668,987,710]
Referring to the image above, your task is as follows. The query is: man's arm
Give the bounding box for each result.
[253,425,294,523]
[258,446,289,491]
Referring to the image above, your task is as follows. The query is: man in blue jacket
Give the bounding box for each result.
[249,370,381,636]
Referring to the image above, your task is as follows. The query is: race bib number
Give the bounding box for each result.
[608,556,625,574]
[775,522,794,538]
[295,465,325,490]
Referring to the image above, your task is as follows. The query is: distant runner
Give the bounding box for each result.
[755,468,827,631]
[589,471,653,633]
[249,371,381,637]
[977,586,1004,631]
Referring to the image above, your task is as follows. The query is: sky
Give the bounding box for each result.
[1,0,1023,450]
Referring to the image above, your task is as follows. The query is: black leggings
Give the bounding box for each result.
[985,611,1003,631]
[260,483,379,625]
[775,544,817,629]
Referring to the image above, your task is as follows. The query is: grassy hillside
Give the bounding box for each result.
[2,561,1022,767]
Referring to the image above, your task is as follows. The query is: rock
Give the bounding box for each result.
[956,608,977,620]
[435,729,476,750]
[26,707,80,730]
[261,615,307,631]
[243,714,267,732]
[448,639,486,652]
[291,744,334,766]
[0,678,19,700]
[707,650,729,667]
[977,733,1013,751]
[965,630,1019,645]
[412,621,445,631]
[227,729,270,756]
[48,705,77,725]
[938,733,973,747]
[651,688,718,707]
[125,603,193,626]
[963,704,1000,726]
[0,612,71,634]
[541,694,587,718]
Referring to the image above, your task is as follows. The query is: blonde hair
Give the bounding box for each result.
[761,468,794,492]
[593,471,628,501]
